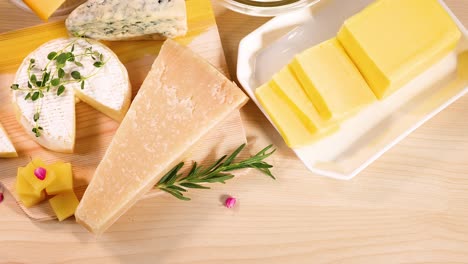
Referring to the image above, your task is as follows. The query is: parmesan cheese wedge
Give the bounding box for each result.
[12,38,131,153]
[75,39,248,234]
[0,122,17,158]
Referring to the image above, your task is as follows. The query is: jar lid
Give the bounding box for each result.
[218,0,321,17]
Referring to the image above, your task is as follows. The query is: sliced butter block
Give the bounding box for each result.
[66,0,187,41]
[0,122,17,158]
[16,168,43,198]
[337,0,461,99]
[49,191,80,221]
[13,38,131,153]
[23,0,65,21]
[290,38,376,121]
[21,158,57,192]
[45,162,74,195]
[256,82,336,148]
[75,39,248,234]
[272,66,338,131]
[19,190,46,208]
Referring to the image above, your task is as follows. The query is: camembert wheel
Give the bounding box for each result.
[12,38,131,153]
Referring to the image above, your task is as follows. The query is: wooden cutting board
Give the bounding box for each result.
[0,0,248,221]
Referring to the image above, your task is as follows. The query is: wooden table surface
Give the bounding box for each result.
[1,1,468,263]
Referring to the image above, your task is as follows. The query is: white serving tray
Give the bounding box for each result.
[237,0,468,180]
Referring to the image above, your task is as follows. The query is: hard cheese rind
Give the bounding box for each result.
[337,0,461,99]
[0,122,17,158]
[12,38,131,153]
[66,0,187,41]
[75,39,248,234]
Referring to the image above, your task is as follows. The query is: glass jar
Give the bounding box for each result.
[218,0,321,17]
[9,0,86,17]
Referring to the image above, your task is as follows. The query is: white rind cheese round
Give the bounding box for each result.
[65,0,187,41]
[0,122,17,158]
[12,38,131,153]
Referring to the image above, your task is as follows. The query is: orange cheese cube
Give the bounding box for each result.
[16,167,43,198]
[18,191,46,208]
[22,158,56,192]
[45,162,74,195]
[49,191,80,221]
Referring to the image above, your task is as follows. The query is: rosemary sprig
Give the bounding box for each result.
[10,36,107,137]
[156,144,276,201]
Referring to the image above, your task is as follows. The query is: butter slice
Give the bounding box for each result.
[23,0,66,21]
[291,38,376,120]
[337,0,461,99]
[75,39,248,234]
[256,82,335,148]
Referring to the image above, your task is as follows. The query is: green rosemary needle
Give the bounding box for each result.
[156,144,276,201]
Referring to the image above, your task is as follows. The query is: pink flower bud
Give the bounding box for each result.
[34,167,47,181]
[225,196,236,208]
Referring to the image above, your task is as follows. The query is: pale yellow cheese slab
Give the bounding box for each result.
[272,66,337,132]
[255,82,337,148]
[290,38,376,121]
[337,0,461,99]
[75,39,248,234]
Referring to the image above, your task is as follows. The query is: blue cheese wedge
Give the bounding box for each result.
[12,38,131,153]
[0,122,17,158]
[65,0,187,41]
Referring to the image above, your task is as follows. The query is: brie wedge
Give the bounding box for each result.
[66,0,187,41]
[12,38,131,153]
[0,122,17,158]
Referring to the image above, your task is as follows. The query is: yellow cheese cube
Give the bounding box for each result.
[18,191,46,208]
[46,162,74,195]
[49,191,80,221]
[15,167,43,198]
[337,0,461,99]
[255,82,336,148]
[23,0,66,21]
[272,66,338,131]
[22,158,57,192]
[291,38,376,120]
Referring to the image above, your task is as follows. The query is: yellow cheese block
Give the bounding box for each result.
[291,38,376,120]
[45,162,74,195]
[21,158,57,192]
[15,168,43,198]
[49,191,80,221]
[18,190,46,208]
[272,66,338,130]
[23,0,66,21]
[337,0,461,99]
[75,39,248,234]
[255,82,335,148]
